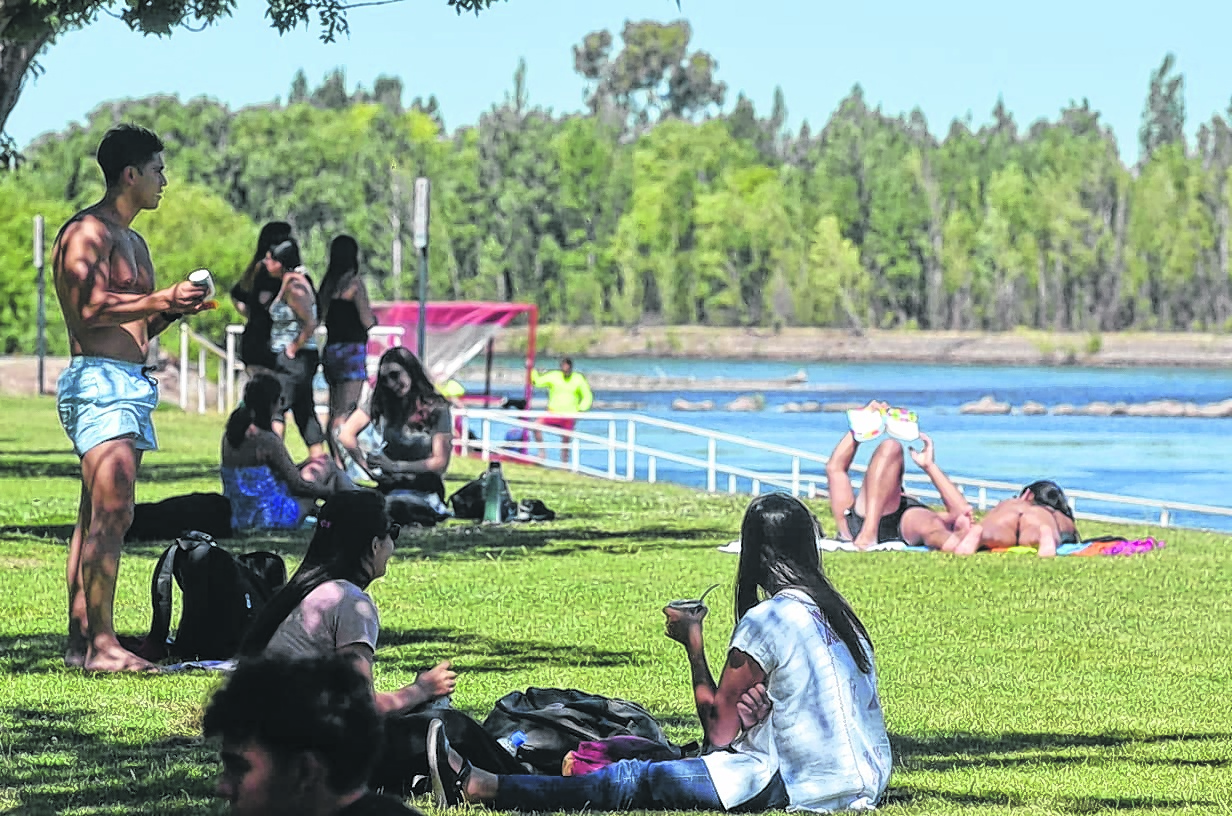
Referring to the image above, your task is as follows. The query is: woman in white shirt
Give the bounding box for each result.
[426,492,893,812]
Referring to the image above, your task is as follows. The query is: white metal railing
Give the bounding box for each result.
[174,324,408,414]
[457,408,1232,532]
[177,324,228,414]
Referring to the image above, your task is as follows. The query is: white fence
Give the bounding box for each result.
[458,408,1232,532]
[171,329,1232,532]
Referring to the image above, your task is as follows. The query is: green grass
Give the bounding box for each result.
[0,394,1230,815]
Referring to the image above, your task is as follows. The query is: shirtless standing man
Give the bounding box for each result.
[53,124,214,671]
[825,400,981,552]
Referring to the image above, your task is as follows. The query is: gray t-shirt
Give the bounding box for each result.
[360,391,453,463]
[264,579,380,660]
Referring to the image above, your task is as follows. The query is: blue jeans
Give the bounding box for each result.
[494,758,788,812]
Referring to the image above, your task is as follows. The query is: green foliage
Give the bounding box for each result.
[7,43,1232,345]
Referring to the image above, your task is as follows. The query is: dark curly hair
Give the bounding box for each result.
[203,653,383,795]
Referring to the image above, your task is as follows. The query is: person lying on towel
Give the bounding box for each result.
[825,400,981,552]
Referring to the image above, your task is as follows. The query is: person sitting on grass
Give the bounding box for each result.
[425,492,893,812]
[825,400,981,552]
[337,347,453,500]
[221,374,348,531]
[237,490,525,796]
[951,480,1079,558]
[203,653,423,816]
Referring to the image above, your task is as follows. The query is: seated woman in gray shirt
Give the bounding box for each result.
[337,347,453,500]
[238,490,523,795]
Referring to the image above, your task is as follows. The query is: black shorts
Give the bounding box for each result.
[846,495,927,543]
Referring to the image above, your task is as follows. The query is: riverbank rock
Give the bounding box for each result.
[785,369,808,384]
[821,401,867,413]
[1019,401,1048,415]
[1125,399,1186,417]
[725,394,765,412]
[672,398,715,412]
[1186,399,1232,417]
[592,399,646,411]
[780,400,823,413]
[960,395,1011,415]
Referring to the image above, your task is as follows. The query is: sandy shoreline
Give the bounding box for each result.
[492,326,1232,369]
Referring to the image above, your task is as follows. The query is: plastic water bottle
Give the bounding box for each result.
[483,462,504,523]
[497,730,527,757]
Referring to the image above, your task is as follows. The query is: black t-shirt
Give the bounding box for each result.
[337,792,425,816]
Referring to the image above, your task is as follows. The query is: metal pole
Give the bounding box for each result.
[33,215,46,396]
[417,248,427,359]
[484,338,494,402]
[412,178,430,361]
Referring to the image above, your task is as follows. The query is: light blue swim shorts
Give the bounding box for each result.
[57,356,159,457]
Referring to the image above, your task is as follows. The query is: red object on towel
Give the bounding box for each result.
[562,736,680,776]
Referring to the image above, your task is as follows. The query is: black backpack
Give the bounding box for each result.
[482,687,688,775]
[141,531,287,661]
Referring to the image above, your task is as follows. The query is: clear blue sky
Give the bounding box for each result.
[8,0,1231,164]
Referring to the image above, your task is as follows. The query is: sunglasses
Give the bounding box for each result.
[386,523,401,542]
[379,369,405,385]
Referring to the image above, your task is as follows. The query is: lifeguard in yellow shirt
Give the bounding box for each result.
[531,357,594,463]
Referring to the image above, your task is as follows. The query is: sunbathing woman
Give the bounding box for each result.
[237,490,524,794]
[426,492,893,812]
[337,346,453,499]
[952,480,1078,558]
[220,375,346,531]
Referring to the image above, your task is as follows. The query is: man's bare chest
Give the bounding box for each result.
[109,231,154,294]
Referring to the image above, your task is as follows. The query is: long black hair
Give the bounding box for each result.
[236,221,292,295]
[1022,480,1074,520]
[735,493,873,673]
[318,235,360,320]
[370,346,447,433]
[239,490,390,657]
[224,375,283,448]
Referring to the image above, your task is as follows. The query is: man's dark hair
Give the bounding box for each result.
[202,654,383,794]
[96,124,164,188]
[561,357,573,367]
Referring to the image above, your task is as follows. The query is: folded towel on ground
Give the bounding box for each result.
[717,536,1165,556]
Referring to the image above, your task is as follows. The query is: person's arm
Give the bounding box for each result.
[58,219,208,328]
[281,273,318,359]
[337,407,379,479]
[909,433,972,519]
[530,369,552,388]
[576,374,594,413]
[340,645,457,715]
[351,275,377,331]
[664,606,766,750]
[256,434,332,499]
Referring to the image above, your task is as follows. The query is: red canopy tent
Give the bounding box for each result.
[368,301,538,407]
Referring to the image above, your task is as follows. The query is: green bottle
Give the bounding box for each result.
[483,462,504,523]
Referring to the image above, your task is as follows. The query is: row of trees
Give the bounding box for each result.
[2,27,1231,355]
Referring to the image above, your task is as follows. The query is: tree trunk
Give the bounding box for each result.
[0,28,53,143]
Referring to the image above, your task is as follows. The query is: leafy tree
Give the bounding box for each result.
[572,20,725,135]
[1139,53,1186,163]
[0,0,507,163]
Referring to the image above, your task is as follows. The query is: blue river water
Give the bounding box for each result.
[458,358,1232,531]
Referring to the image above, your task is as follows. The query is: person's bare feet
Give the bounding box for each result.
[82,636,157,672]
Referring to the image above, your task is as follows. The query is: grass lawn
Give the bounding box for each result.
[0,394,1230,815]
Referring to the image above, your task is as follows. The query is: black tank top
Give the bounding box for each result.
[233,271,281,369]
[325,299,369,345]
